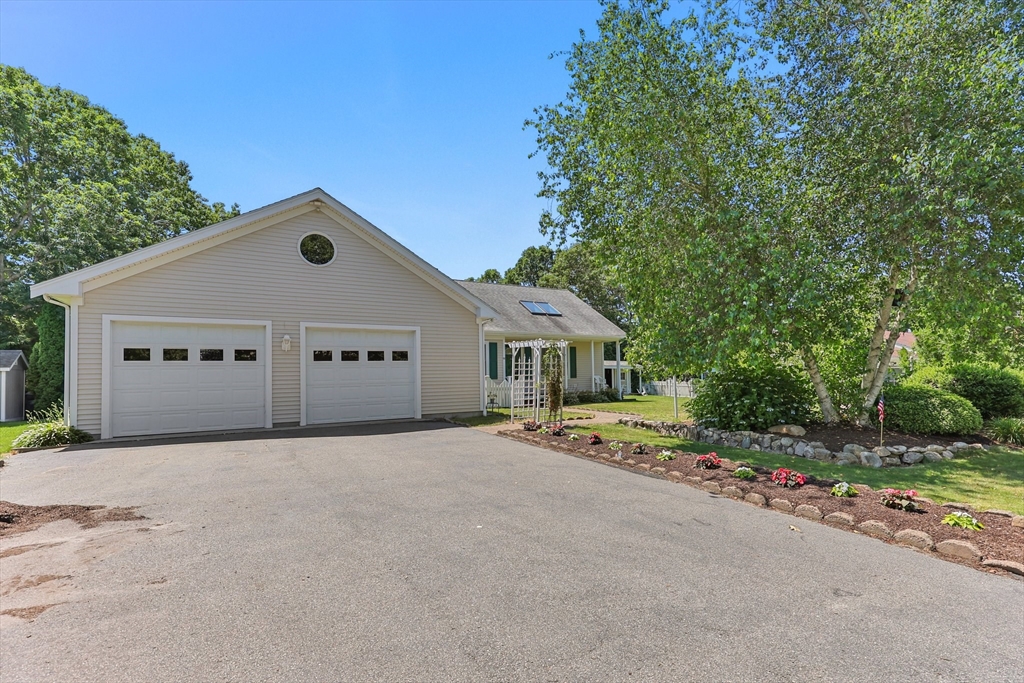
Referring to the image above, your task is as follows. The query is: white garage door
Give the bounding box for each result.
[110,321,266,437]
[306,328,417,424]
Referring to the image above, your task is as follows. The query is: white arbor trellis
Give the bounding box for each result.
[507,339,568,424]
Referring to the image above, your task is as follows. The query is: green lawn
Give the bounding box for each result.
[455,407,596,428]
[1,421,31,455]
[573,395,691,421]
[571,424,1024,515]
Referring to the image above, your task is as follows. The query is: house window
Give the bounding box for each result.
[123,348,151,361]
[235,349,258,361]
[299,232,336,266]
[163,348,189,362]
[392,350,409,361]
[313,350,333,362]
[368,351,385,361]
[341,350,359,361]
[569,346,577,379]
[200,349,224,361]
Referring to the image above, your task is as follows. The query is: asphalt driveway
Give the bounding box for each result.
[1,422,1021,682]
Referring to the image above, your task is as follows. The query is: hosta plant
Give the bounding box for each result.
[11,423,93,450]
[830,482,859,498]
[588,432,602,445]
[630,443,648,455]
[732,466,756,480]
[880,489,920,512]
[551,424,566,436]
[694,452,721,470]
[656,450,676,461]
[942,511,984,530]
[567,433,580,441]
[522,420,539,432]
[771,468,806,488]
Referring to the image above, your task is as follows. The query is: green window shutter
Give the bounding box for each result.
[504,349,512,378]
[569,346,577,379]
[488,342,499,380]
[525,347,533,363]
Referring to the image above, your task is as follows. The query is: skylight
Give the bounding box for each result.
[520,300,562,316]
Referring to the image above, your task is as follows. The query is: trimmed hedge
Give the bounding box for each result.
[907,364,1024,419]
[690,364,814,432]
[564,388,621,405]
[880,384,983,436]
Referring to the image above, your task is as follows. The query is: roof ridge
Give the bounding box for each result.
[455,280,573,294]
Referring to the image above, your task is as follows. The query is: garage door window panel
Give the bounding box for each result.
[163,348,189,362]
[392,351,409,361]
[313,350,333,362]
[368,351,385,361]
[341,350,359,361]
[235,349,258,361]
[124,348,151,361]
[200,349,224,361]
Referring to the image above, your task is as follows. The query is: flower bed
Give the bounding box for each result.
[500,429,1024,577]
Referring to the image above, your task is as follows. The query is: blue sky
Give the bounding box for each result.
[0,0,608,279]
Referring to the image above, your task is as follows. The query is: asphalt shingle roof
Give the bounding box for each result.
[0,350,27,371]
[456,281,625,339]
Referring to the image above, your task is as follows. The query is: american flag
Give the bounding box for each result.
[877,393,885,423]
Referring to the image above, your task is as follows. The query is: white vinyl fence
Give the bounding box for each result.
[485,378,512,409]
[643,379,696,399]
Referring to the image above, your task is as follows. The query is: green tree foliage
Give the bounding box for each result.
[0,66,239,352]
[464,268,503,284]
[501,245,556,287]
[529,0,1024,426]
[25,301,64,411]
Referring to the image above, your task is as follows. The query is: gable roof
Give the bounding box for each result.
[0,350,28,371]
[457,281,625,339]
[29,188,496,318]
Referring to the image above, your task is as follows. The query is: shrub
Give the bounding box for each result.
[27,401,64,423]
[26,303,65,412]
[694,452,721,470]
[690,363,814,431]
[629,443,648,455]
[733,466,756,480]
[907,364,1024,419]
[879,385,982,436]
[656,450,676,461]
[550,424,566,436]
[11,422,92,450]
[771,467,806,488]
[565,390,616,404]
[588,432,602,445]
[567,433,580,442]
[880,488,920,512]
[942,511,984,530]
[563,392,581,406]
[830,482,859,498]
[522,420,539,432]
[985,417,1024,445]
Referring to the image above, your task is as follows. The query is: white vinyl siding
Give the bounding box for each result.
[75,211,480,434]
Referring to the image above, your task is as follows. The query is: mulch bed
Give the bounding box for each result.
[798,423,997,452]
[501,430,1024,577]
[0,501,145,539]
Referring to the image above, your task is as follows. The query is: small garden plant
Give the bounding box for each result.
[537,426,549,434]
[567,433,580,441]
[10,422,93,450]
[607,441,623,450]
[732,466,756,480]
[588,432,602,445]
[880,488,921,512]
[942,511,984,530]
[694,452,721,470]
[630,443,648,455]
[830,482,859,498]
[656,450,676,461]
[550,424,566,436]
[771,467,806,488]
[522,420,539,432]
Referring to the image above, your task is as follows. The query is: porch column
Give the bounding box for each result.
[590,341,595,391]
[615,340,622,399]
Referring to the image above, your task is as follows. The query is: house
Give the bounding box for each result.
[29,189,624,440]
[0,350,28,422]
[456,281,626,399]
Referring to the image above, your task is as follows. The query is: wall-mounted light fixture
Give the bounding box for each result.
[281,335,292,352]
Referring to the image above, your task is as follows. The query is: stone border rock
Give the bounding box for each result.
[619,418,985,468]
[496,429,1024,580]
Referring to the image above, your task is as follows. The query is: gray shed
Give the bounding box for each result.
[0,350,29,422]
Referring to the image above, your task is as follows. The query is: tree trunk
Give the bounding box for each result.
[801,348,840,424]
[856,273,918,426]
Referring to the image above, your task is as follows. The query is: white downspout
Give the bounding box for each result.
[590,340,595,392]
[477,317,492,415]
[43,294,71,426]
[615,340,622,400]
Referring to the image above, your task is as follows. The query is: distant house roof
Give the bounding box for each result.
[457,281,625,340]
[0,350,28,371]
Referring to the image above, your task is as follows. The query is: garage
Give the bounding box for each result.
[108,319,269,437]
[303,325,419,425]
